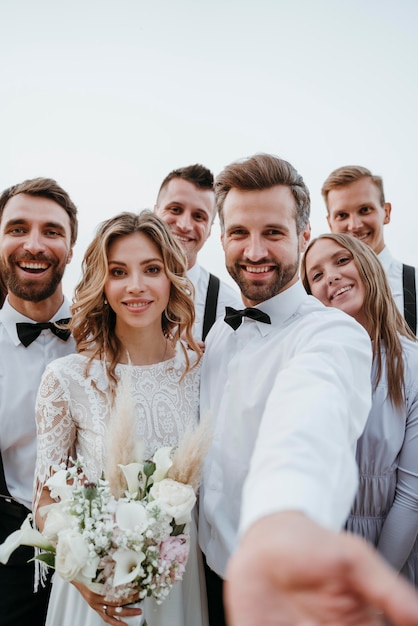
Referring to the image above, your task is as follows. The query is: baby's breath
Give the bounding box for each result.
[30,451,199,604]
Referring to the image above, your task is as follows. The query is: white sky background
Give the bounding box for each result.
[1,0,418,298]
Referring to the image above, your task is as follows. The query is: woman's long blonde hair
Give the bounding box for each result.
[70,210,201,398]
[301,232,416,408]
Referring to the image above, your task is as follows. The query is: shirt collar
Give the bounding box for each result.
[377,246,393,271]
[187,263,200,283]
[0,297,72,346]
[243,280,307,337]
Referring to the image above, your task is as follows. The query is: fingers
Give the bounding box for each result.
[225,516,418,626]
[99,602,143,626]
[344,537,418,626]
[72,581,143,625]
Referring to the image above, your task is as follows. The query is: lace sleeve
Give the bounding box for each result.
[33,363,76,512]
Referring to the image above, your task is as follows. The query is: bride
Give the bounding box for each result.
[33,211,208,626]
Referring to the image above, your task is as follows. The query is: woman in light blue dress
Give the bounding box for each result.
[302,232,418,584]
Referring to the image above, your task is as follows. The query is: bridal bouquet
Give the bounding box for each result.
[0,423,210,606]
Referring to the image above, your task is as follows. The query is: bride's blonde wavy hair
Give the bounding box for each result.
[70,210,201,398]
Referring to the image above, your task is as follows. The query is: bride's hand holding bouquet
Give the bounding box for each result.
[0,421,210,626]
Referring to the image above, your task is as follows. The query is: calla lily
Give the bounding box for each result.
[41,502,73,542]
[112,548,145,587]
[0,515,54,564]
[116,501,148,534]
[152,446,173,483]
[118,462,144,495]
[45,470,73,502]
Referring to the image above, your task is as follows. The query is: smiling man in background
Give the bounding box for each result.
[155,164,242,340]
[323,165,418,334]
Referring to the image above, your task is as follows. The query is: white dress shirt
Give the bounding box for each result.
[199,281,372,578]
[0,298,75,509]
[378,246,418,333]
[187,263,242,340]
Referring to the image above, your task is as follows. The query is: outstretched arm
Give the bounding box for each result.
[225,512,418,626]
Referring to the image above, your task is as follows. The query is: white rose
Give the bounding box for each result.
[55,529,92,583]
[149,478,196,525]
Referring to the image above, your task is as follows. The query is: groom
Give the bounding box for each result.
[197,153,396,625]
[0,178,78,626]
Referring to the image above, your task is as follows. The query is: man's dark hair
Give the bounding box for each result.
[157,164,214,200]
[215,153,310,234]
[0,177,78,245]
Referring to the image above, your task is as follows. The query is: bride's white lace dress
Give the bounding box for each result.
[34,344,208,626]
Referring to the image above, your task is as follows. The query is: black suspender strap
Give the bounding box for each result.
[403,264,417,335]
[202,273,220,341]
[0,450,12,498]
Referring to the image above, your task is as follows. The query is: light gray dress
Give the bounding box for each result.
[346,335,418,583]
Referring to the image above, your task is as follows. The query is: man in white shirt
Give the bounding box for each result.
[0,178,77,626]
[154,164,242,340]
[323,165,418,335]
[198,153,414,626]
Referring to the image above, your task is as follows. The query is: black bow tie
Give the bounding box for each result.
[16,318,71,347]
[224,306,271,331]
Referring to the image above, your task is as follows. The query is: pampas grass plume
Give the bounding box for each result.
[105,371,137,498]
[167,414,212,492]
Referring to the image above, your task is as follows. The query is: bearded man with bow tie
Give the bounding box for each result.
[198,155,418,626]
[0,178,77,626]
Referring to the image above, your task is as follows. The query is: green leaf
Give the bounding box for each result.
[171,522,185,537]
[35,552,56,568]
